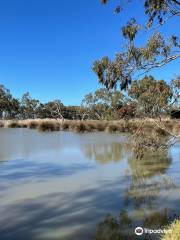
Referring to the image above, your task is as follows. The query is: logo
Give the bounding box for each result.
[135,227,143,236]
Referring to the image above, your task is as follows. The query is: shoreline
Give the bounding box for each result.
[0,118,179,135]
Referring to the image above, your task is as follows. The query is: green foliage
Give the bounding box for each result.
[0,84,21,119]
[170,76,180,108]
[37,100,64,119]
[82,88,124,120]
[144,0,180,27]
[21,92,40,119]
[93,31,179,90]
[122,18,140,41]
[0,77,177,120]
[117,102,136,119]
[128,76,173,116]
[0,83,86,120]
[95,0,180,90]
[101,0,180,27]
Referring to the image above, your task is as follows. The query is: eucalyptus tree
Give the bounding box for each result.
[45,100,64,120]
[93,0,180,90]
[0,84,11,118]
[128,75,173,117]
[21,92,40,119]
[0,85,21,119]
[82,88,125,119]
[95,0,180,153]
[36,100,65,119]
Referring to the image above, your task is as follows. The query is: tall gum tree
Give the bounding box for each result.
[94,0,180,155]
[93,0,180,90]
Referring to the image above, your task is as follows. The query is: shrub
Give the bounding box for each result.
[117,103,136,119]
[38,121,60,132]
[85,122,96,132]
[7,121,21,128]
[28,121,39,129]
[106,124,119,133]
[61,121,70,130]
[71,122,86,133]
[20,123,28,128]
[95,122,107,131]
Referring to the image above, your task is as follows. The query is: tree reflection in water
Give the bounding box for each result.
[125,152,174,208]
[82,142,132,164]
[93,151,178,240]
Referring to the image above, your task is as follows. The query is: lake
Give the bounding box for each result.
[0,128,179,240]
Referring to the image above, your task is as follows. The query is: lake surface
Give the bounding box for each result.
[0,128,179,240]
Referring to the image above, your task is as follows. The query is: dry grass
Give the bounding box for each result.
[0,118,179,135]
[0,121,4,128]
[7,121,21,128]
[161,219,180,240]
[69,121,87,133]
[106,124,119,133]
[28,120,39,129]
[38,120,60,132]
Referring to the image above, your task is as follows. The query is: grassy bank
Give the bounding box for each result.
[0,118,179,135]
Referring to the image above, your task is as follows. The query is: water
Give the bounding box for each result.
[0,128,179,240]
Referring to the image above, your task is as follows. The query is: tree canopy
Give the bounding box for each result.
[128,75,173,116]
[93,0,180,90]
[0,77,179,120]
[82,88,125,119]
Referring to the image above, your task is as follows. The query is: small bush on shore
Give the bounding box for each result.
[84,121,96,132]
[7,121,21,128]
[60,121,70,130]
[95,122,108,131]
[71,121,86,133]
[106,124,119,133]
[28,121,39,129]
[84,120,108,132]
[20,123,28,128]
[38,121,60,132]
[0,119,179,137]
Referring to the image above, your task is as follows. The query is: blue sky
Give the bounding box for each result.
[0,0,179,105]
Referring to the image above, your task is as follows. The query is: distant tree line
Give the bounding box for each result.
[0,86,83,120]
[82,76,180,119]
[0,76,179,120]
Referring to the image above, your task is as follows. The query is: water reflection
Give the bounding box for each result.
[82,142,131,164]
[124,152,173,207]
[0,128,65,162]
[128,152,172,179]
[0,129,179,240]
[0,129,129,164]
[93,208,177,240]
[93,151,178,240]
